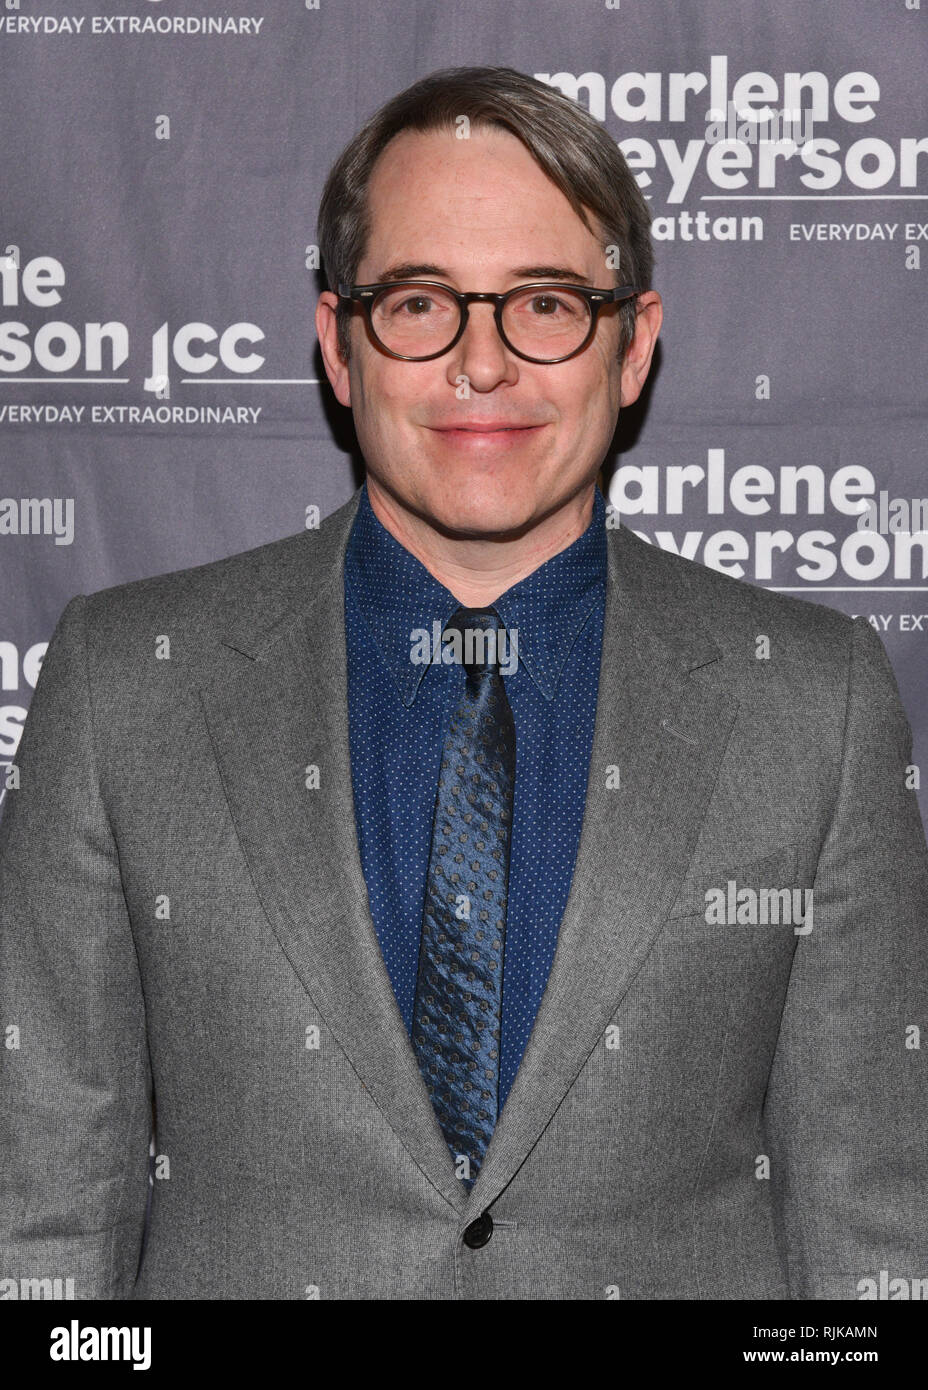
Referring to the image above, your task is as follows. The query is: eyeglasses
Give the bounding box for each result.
[337,279,639,364]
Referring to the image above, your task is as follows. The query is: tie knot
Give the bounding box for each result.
[445,605,504,675]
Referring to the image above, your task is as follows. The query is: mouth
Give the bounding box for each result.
[428,423,547,447]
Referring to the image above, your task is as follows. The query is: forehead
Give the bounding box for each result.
[360,125,603,276]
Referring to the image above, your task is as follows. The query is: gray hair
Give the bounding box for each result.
[317,65,653,363]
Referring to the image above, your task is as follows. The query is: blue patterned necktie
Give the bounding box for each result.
[412,605,517,1189]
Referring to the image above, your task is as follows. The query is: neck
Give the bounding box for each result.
[365,477,598,607]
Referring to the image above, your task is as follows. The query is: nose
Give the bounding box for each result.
[448,301,518,391]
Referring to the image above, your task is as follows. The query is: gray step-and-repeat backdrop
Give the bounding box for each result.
[1,1,926,829]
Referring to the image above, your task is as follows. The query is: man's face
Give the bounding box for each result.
[317,124,658,539]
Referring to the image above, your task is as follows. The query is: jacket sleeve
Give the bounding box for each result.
[0,594,152,1299]
[763,615,928,1299]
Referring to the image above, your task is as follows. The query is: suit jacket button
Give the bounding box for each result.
[463,1212,493,1249]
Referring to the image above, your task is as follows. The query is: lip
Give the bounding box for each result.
[428,423,547,446]
[430,422,540,432]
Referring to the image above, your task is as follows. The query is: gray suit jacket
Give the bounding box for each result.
[2,486,927,1300]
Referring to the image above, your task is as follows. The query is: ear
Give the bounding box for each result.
[619,290,663,408]
[315,291,352,408]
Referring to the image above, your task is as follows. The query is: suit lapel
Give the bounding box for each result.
[199,491,738,1219]
[466,529,739,1214]
[200,490,469,1215]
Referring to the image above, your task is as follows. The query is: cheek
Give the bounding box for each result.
[373,364,432,414]
[563,352,620,422]
[590,342,623,413]
[351,360,407,422]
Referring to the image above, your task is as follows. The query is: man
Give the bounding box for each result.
[1,66,926,1301]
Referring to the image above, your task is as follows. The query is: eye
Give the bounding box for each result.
[520,292,580,317]
[396,294,433,316]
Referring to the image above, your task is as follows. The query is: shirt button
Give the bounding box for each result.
[462,1212,494,1249]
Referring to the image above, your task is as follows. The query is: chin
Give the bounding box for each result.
[426,494,537,539]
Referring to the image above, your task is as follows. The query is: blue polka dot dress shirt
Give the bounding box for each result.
[344,481,606,1113]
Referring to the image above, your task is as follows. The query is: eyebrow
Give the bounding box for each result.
[374,262,592,286]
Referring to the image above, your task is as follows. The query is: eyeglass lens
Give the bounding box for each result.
[369,284,594,359]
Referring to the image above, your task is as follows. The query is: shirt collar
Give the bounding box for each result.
[345,480,606,707]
